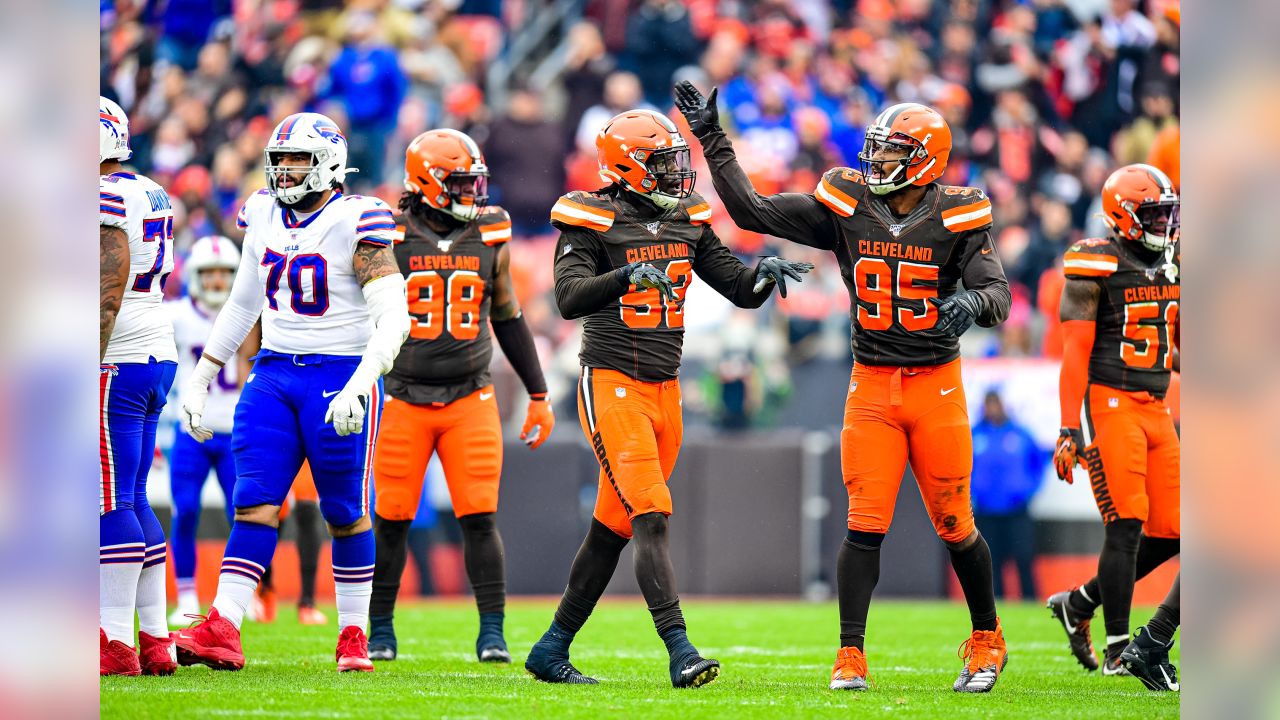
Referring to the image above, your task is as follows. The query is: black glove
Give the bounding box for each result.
[616,262,676,303]
[673,81,721,139]
[928,290,984,337]
[753,257,815,298]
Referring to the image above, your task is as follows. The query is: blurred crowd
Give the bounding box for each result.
[101,0,1180,428]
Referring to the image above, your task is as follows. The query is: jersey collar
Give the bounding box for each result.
[281,191,343,229]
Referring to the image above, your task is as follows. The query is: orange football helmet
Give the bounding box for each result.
[404,128,489,221]
[596,109,694,210]
[1101,163,1179,251]
[858,102,952,195]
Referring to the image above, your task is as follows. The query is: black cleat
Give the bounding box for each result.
[478,643,511,664]
[1046,589,1099,671]
[1120,627,1179,691]
[525,640,598,684]
[1102,641,1132,677]
[368,615,397,661]
[671,653,720,689]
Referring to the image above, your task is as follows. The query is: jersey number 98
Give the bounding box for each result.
[406,270,486,340]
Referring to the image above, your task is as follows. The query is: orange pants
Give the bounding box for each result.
[841,359,976,544]
[1081,383,1180,538]
[372,386,503,520]
[577,367,683,539]
[278,462,319,519]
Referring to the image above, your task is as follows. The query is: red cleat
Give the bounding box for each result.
[298,605,328,626]
[139,631,178,675]
[336,626,374,673]
[100,628,141,677]
[172,607,245,671]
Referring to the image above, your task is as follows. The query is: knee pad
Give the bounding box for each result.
[373,485,419,522]
[846,529,885,549]
[1103,518,1143,554]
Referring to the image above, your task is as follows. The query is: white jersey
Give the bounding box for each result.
[166,297,241,434]
[235,189,396,355]
[100,171,178,364]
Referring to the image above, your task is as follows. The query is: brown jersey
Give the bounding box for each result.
[551,187,770,382]
[385,207,512,405]
[1064,236,1180,396]
[700,130,1011,367]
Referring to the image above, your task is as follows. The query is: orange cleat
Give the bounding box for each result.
[829,646,868,690]
[336,626,374,673]
[172,607,245,671]
[138,631,178,675]
[252,587,277,624]
[954,620,1008,693]
[298,605,328,626]
[100,628,141,677]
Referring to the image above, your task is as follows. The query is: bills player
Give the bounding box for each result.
[164,236,241,623]
[173,112,410,672]
[99,96,180,676]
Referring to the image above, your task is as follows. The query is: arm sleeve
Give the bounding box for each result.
[203,237,266,364]
[957,229,1012,328]
[693,225,772,308]
[553,226,629,320]
[698,130,839,249]
[1058,319,1097,428]
[492,315,548,397]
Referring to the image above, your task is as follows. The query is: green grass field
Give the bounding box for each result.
[102,599,1179,719]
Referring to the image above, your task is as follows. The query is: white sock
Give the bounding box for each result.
[212,573,258,629]
[136,553,169,638]
[1106,634,1130,646]
[175,579,198,613]
[335,580,372,632]
[100,558,142,645]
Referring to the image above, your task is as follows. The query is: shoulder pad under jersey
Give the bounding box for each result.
[346,194,397,246]
[476,206,512,245]
[236,188,274,231]
[1063,237,1119,278]
[814,167,866,217]
[681,191,712,225]
[550,191,615,232]
[938,186,993,233]
[99,175,129,230]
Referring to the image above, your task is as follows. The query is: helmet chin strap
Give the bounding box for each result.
[624,183,679,211]
[869,157,936,195]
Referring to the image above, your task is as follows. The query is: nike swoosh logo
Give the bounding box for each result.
[1059,605,1077,634]
[322,390,340,398]
[941,387,958,396]
[981,247,993,255]
[479,392,493,401]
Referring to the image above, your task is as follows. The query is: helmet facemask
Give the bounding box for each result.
[194,267,235,309]
[628,146,695,210]
[265,149,335,206]
[858,128,934,195]
[438,168,490,221]
[1133,199,1180,251]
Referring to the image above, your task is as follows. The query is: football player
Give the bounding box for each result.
[173,112,410,672]
[165,235,243,625]
[524,108,812,687]
[1046,164,1180,675]
[99,96,180,676]
[366,129,555,663]
[676,82,1011,693]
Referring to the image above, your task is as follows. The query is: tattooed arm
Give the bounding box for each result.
[353,241,401,286]
[100,225,129,361]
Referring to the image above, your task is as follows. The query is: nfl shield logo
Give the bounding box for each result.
[1108,397,1119,408]
[438,240,453,252]
[616,387,627,398]
[889,224,903,237]
[645,221,662,235]
[849,382,858,393]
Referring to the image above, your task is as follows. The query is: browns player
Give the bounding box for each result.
[366,129,555,663]
[524,108,812,687]
[1045,164,1181,677]
[677,82,1012,693]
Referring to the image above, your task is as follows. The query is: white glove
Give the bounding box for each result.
[324,358,380,437]
[324,388,369,437]
[180,357,221,442]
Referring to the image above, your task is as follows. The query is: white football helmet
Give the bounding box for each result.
[100,96,131,163]
[263,112,355,205]
[186,235,240,309]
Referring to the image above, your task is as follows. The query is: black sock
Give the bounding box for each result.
[1072,535,1178,616]
[550,519,629,641]
[631,513,694,658]
[948,532,998,632]
[1098,519,1143,639]
[838,531,883,650]
[371,515,411,618]
[1146,574,1180,644]
[458,513,506,615]
[294,501,323,607]
[260,564,274,592]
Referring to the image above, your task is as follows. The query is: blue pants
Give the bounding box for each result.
[169,428,237,581]
[99,359,177,515]
[232,351,383,528]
